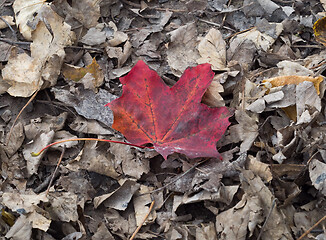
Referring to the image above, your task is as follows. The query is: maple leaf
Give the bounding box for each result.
[107,61,233,160]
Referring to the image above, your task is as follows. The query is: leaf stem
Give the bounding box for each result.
[31,138,153,157]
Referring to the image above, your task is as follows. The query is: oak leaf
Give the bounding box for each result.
[107,61,233,159]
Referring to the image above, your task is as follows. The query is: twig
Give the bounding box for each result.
[34,169,60,193]
[119,0,186,12]
[198,19,236,32]
[0,16,16,40]
[65,45,103,53]
[6,90,38,145]
[292,44,322,48]
[297,214,326,240]
[0,37,31,46]
[257,198,276,240]
[225,27,255,40]
[46,147,66,196]
[140,158,209,196]
[129,199,155,240]
[307,151,319,165]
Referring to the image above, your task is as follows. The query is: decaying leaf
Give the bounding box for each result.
[314,16,326,46]
[108,60,233,159]
[62,58,104,91]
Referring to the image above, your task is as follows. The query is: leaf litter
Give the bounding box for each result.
[2,0,326,239]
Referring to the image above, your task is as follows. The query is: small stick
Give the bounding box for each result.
[6,90,38,145]
[46,146,65,196]
[297,214,326,240]
[129,200,155,240]
[31,138,154,156]
[0,16,16,40]
[257,198,276,240]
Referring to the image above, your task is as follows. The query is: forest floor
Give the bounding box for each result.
[1,0,326,239]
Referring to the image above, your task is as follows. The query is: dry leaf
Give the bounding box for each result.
[263,75,324,95]
[12,0,45,40]
[227,110,258,153]
[23,130,55,177]
[3,4,75,97]
[133,186,156,226]
[314,16,326,46]
[46,192,79,222]
[309,159,326,196]
[167,22,200,76]
[80,27,106,46]
[197,28,227,70]
[247,156,273,182]
[62,58,104,91]
[5,215,32,240]
[66,141,120,179]
[94,180,140,210]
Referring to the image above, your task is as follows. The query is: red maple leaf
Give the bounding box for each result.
[107,61,233,160]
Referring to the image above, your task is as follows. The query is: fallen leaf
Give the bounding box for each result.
[5,215,32,240]
[62,58,104,91]
[216,192,263,239]
[4,121,24,157]
[309,159,326,196]
[94,180,140,210]
[3,4,75,97]
[23,130,55,177]
[52,86,117,127]
[108,60,233,159]
[110,141,150,179]
[69,116,113,135]
[52,0,101,29]
[80,26,106,46]
[12,0,45,40]
[133,185,156,226]
[46,192,79,222]
[226,110,258,153]
[262,75,324,95]
[66,141,120,179]
[92,222,114,240]
[247,156,273,182]
[314,16,326,46]
[2,191,48,213]
[197,28,227,70]
[167,22,200,76]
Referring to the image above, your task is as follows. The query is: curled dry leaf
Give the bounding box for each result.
[108,60,233,159]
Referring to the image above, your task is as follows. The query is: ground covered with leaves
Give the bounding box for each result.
[1,0,326,239]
